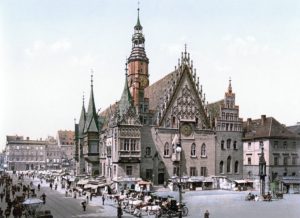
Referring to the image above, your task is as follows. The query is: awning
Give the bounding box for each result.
[282,179,300,184]
[137,181,151,185]
[234,180,253,184]
[77,180,89,185]
[188,176,205,182]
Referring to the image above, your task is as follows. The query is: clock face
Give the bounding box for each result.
[180,123,192,137]
[140,76,148,88]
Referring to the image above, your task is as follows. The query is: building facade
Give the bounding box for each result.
[74,77,100,176]
[45,136,61,170]
[243,115,300,191]
[213,80,244,182]
[57,130,75,168]
[74,9,245,187]
[6,136,47,171]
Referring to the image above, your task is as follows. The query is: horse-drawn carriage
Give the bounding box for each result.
[160,198,188,217]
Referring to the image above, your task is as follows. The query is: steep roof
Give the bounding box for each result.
[287,124,300,136]
[243,116,299,140]
[118,74,134,117]
[84,78,99,133]
[207,99,223,121]
[144,71,174,111]
[78,101,86,137]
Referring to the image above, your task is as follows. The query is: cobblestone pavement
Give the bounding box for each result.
[2,173,300,218]
[160,189,300,218]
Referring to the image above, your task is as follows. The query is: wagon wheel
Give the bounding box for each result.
[182,206,189,216]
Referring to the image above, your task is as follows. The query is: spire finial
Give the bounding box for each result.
[125,59,128,76]
[83,91,85,105]
[90,69,94,87]
[184,43,187,54]
[228,77,232,93]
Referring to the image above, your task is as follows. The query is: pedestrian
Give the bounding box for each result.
[102,195,105,205]
[86,195,89,204]
[81,201,87,211]
[4,208,10,218]
[41,193,46,204]
[204,210,210,218]
[90,194,92,201]
[117,201,122,218]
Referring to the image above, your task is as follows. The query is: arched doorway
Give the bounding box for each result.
[158,162,165,185]
[158,173,164,185]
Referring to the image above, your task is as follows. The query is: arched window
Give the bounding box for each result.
[226,139,231,149]
[191,143,196,156]
[233,141,237,150]
[219,161,224,174]
[234,161,239,173]
[227,156,231,173]
[145,147,151,156]
[164,143,169,156]
[201,143,206,157]
[221,140,225,150]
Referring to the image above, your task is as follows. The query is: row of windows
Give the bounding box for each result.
[219,157,239,174]
[9,146,44,150]
[173,166,208,177]
[61,142,74,145]
[274,156,298,166]
[8,157,44,161]
[121,139,139,151]
[273,141,296,150]
[218,123,242,132]
[162,142,207,157]
[246,156,298,165]
[221,139,238,150]
[221,112,238,121]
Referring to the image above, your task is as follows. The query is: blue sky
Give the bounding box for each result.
[1,0,300,149]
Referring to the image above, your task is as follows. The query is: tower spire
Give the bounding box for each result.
[118,62,134,118]
[84,72,99,133]
[228,77,232,94]
[90,69,94,87]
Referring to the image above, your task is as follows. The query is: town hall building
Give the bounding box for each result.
[74,8,244,186]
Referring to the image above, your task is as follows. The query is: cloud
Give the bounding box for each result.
[225,36,281,56]
[24,39,72,57]
[69,54,98,67]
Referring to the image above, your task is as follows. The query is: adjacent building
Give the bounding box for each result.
[57,130,75,168]
[242,116,300,191]
[6,136,47,171]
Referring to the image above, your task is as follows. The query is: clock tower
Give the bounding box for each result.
[127,7,149,113]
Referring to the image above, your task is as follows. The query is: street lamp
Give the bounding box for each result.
[259,146,266,195]
[176,145,183,218]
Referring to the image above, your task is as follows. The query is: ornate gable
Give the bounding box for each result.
[156,49,210,129]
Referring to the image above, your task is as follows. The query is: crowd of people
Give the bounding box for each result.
[0,172,48,218]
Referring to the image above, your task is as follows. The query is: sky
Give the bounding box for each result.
[1,0,300,150]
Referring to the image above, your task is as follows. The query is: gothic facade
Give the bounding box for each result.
[74,9,244,184]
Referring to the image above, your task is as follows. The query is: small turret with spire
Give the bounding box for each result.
[84,70,99,133]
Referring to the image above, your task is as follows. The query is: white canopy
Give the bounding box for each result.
[23,198,43,205]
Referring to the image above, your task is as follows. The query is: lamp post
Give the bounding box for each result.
[176,146,183,218]
[176,120,183,218]
[259,146,266,195]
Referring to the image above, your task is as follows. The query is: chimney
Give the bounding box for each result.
[261,115,266,126]
[247,118,252,131]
